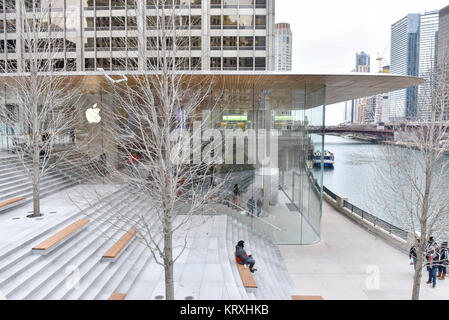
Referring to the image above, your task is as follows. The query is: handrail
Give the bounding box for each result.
[223,199,283,232]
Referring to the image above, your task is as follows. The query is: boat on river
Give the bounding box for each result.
[313,150,335,168]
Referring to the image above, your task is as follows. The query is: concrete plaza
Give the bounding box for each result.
[280,200,449,300]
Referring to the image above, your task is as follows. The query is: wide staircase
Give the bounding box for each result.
[0,153,92,213]
[0,188,294,300]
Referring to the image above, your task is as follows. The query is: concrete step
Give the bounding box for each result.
[37,196,147,300]
[3,193,141,299]
[0,172,68,196]
[101,214,170,300]
[0,176,72,203]
[0,189,125,276]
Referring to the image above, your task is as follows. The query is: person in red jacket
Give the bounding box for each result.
[235,240,257,273]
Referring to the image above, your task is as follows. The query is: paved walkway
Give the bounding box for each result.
[279,200,449,300]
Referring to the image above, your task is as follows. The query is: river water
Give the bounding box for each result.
[313,135,406,224]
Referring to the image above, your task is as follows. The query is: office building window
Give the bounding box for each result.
[85,38,95,51]
[96,0,109,9]
[239,57,253,70]
[96,58,111,70]
[96,37,110,50]
[255,0,266,8]
[191,16,201,29]
[210,36,221,50]
[239,37,253,49]
[191,57,201,70]
[191,37,201,50]
[66,58,76,71]
[111,16,126,30]
[86,17,94,30]
[6,19,15,33]
[255,57,265,70]
[240,0,254,8]
[6,59,17,72]
[223,15,238,29]
[111,37,126,49]
[255,36,265,50]
[210,16,221,29]
[127,16,137,29]
[223,36,237,49]
[127,37,138,50]
[211,0,221,8]
[255,15,266,29]
[223,57,237,70]
[96,17,110,30]
[223,0,237,8]
[128,58,138,70]
[112,58,126,70]
[210,57,221,70]
[239,16,253,29]
[85,58,95,70]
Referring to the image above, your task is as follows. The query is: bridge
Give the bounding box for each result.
[324,126,394,139]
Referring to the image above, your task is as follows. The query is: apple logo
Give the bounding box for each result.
[86,103,101,124]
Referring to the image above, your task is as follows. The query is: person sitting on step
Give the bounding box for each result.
[235,240,257,273]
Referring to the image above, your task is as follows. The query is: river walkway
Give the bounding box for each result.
[279,200,449,300]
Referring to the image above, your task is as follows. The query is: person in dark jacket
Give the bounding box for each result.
[247,197,255,217]
[426,236,438,253]
[409,239,420,270]
[256,198,263,217]
[426,249,440,288]
[235,240,257,273]
[438,242,448,280]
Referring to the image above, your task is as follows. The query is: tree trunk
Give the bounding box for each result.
[412,231,427,300]
[32,94,41,217]
[163,220,174,300]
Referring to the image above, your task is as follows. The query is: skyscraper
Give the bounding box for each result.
[0,0,276,73]
[274,22,292,71]
[389,11,439,122]
[356,51,370,73]
[436,5,449,120]
[353,51,371,123]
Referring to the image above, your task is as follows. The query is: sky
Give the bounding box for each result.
[275,0,448,125]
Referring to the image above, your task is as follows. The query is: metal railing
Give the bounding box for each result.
[342,199,408,240]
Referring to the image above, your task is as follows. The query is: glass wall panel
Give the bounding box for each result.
[207,77,325,245]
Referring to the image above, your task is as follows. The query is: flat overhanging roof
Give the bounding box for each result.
[0,72,423,107]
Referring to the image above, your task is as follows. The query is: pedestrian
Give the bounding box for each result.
[235,240,257,273]
[426,248,440,288]
[438,242,448,281]
[98,153,107,177]
[247,197,255,217]
[409,239,420,270]
[70,128,75,144]
[233,183,241,207]
[426,236,438,253]
[256,198,263,217]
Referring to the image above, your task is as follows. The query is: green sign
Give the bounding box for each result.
[223,115,248,121]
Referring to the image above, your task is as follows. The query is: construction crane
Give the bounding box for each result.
[376,40,390,73]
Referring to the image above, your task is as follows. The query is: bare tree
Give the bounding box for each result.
[71,0,228,300]
[370,44,449,300]
[0,0,84,217]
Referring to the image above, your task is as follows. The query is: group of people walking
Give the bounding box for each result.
[409,236,449,288]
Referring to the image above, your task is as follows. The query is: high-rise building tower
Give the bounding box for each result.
[353,51,371,123]
[389,11,439,122]
[0,0,276,73]
[274,22,292,71]
[356,51,371,73]
[437,5,449,120]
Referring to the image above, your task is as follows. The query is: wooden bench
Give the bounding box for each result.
[0,197,26,208]
[234,253,257,289]
[32,219,90,254]
[102,229,136,261]
[109,293,126,300]
[292,295,324,300]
